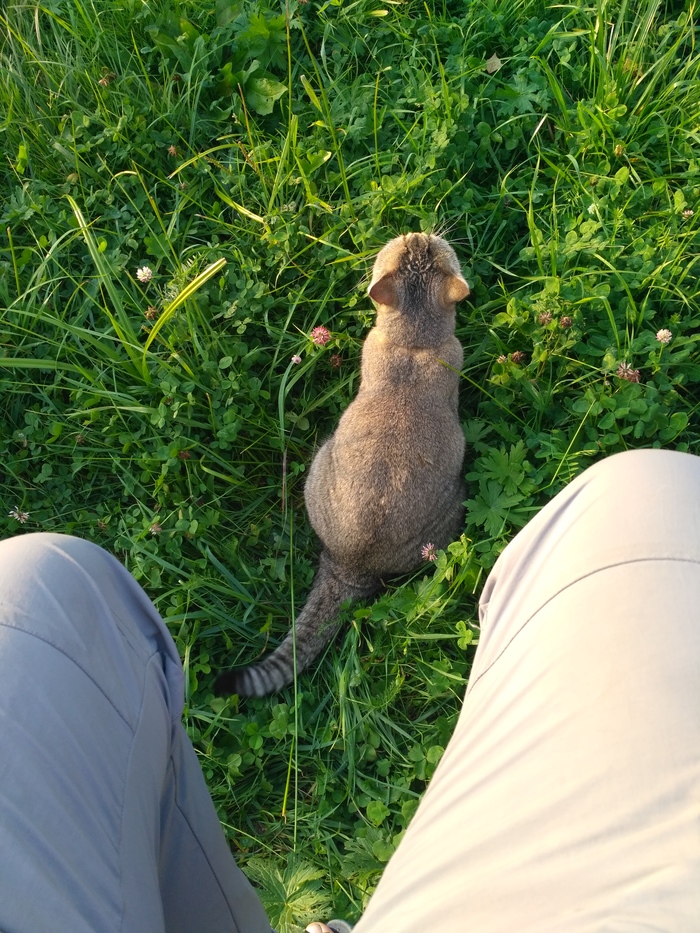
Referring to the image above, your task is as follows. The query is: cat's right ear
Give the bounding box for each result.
[368,274,397,307]
[442,274,470,304]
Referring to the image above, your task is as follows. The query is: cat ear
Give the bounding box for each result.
[368,274,397,307]
[442,274,470,304]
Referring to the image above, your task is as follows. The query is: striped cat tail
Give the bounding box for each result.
[215,551,378,698]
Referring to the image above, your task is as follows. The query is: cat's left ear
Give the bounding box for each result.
[368,274,398,307]
[442,274,470,304]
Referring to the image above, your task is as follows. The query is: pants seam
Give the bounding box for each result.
[469,555,700,695]
[0,621,138,731]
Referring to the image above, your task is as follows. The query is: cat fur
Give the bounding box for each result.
[215,233,469,697]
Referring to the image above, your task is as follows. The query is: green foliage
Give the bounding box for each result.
[245,856,333,931]
[146,0,289,116]
[2,0,700,928]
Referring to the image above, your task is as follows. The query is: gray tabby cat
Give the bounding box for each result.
[215,233,469,697]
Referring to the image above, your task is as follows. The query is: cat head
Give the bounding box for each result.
[367,233,470,313]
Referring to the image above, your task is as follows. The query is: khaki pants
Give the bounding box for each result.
[357,448,700,931]
[1,448,699,931]
[0,532,272,933]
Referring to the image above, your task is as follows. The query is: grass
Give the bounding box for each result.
[2,0,700,927]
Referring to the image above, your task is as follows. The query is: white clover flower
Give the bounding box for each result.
[616,362,640,383]
[9,507,29,523]
[136,266,153,283]
[656,329,672,344]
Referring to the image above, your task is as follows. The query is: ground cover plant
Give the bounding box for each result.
[2,0,700,927]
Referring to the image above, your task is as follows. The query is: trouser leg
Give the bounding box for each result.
[356,448,700,932]
[0,532,271,933]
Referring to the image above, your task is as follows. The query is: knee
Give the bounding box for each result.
[0,532,109,581]
[582,448,700,516]
[0,533,126,630]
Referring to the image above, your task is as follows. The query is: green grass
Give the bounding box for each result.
[2,0,700,927]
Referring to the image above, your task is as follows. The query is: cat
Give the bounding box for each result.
[215,232,470,697]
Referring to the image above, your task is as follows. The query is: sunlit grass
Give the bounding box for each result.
[2,0,700,928]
